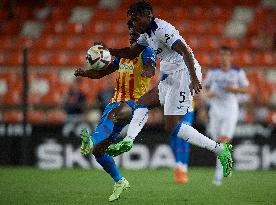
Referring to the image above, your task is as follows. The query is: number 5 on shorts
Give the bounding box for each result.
[179,91,185,103]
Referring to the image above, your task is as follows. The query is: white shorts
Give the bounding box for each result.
[158,63,202,115]
[208,107,238,140]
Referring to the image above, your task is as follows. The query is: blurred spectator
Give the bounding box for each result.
[97,84,114,113]
[63,79,86,123]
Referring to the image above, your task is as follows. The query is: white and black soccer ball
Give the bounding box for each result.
[86,45,111,70]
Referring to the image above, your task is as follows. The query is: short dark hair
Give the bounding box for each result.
[127,1,153,17]
[127,20,134,29]
[220,45,233,53]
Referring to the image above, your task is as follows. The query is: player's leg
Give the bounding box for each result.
[81,102,132,155]
[208,110,223,185]
[164,69,233,177]
[95,152,130,202]
[213,112,238,184]
[168,112,194,184]
[107,87,160,156]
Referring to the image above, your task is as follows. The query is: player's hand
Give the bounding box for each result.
[189,76,202,95]
[74,68,86,77]
[225,84,237,93]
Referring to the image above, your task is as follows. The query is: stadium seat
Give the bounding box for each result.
[33,35,56,49]
[5,51,22,66]
[46,110,66,124]
[27,111,46,124]
[40,91,62,106]
[47,52,69,66]
[66,51,85,67]
[28,50,49,66]
[28,93,41,105]
[2,90,21,105]
[0,21,22,35]
[3,111,23,124]
[50,7,71,21]
[42,22,65,35]
[64,23,84,35]
[0,36,15,50]
[0,9,9,20]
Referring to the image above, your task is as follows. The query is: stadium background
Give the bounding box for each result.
[0,0,275,204]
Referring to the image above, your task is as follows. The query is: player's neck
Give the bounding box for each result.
[221,65,231,72]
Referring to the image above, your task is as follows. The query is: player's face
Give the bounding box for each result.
[129,28,140,46]
[220,50,233,68]
[129,13,152,34]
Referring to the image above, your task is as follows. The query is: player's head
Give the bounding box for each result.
[128,20,140,46]
[220,45,233,69]
[127,1,153,34]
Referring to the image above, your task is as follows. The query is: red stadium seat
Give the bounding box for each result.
[3,111,23,124]
[27,111,46,124]
[40,91,62,106]
[14,6,33,20]
[28,50,50,66]
[254,52,273,66]
[5,51,22,66]
[33,35,56,49]
[0,9,9,21]
[46,110,66,124]
[1,91,21,105]
[64,23,84,35]
[47,52,69,66]
[65,52,84,67]
[50,7,71,21]
[28,93,41,105]
[42,21,66,35]
[0,21,22,35]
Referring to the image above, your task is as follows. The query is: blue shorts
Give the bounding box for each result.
[93,100,136,146]
[181,111,194,126]
[171,111,194,136]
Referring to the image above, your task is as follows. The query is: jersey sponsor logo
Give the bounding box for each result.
[119,63,134,71]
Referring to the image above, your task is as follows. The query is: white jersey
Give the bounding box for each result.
[204,67,249,112]
[137,18,199,74]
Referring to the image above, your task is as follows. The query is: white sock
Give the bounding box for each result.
[177,124,224,154]
[124,107,149,141]
[214,158,223,182]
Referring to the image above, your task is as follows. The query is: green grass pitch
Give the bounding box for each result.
[0,167,275,205]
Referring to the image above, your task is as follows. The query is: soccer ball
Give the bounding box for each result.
[86,45,111,70]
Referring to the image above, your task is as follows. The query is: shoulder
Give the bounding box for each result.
[209,68,220,74]
[155,18,174,33]
[231,66,241,72]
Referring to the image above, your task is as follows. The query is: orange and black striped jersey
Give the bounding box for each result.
[111,48,156,102]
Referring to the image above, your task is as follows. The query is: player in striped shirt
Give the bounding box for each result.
[74,20,156,202]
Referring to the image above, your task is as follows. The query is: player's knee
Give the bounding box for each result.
[107,105,132,125]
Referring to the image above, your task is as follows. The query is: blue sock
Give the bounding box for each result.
[180,139,190,165]
[170,133,190,165]
[96,153,122,182]
[170,112,194,166]
[92,119,114,146]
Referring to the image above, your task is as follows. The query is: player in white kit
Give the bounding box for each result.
[106,1,233,177]
[204,46,249,185]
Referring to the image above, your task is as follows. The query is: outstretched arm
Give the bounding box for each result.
[74,63,118,79]
[172,41,202,94]
[109,43,145,60]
